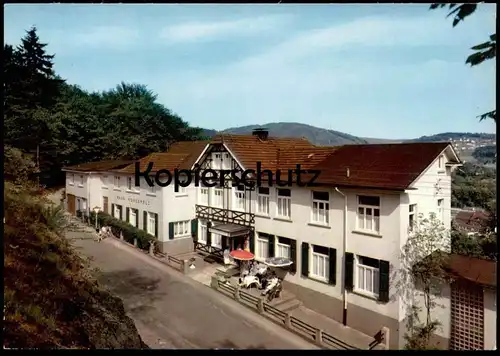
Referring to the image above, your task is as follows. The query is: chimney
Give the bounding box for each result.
[252,128,269,141]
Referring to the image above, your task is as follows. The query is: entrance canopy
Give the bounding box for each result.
[209,223,250,238]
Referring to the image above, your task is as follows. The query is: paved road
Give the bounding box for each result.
[65,223,318,349]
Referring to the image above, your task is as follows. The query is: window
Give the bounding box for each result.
[257,187,270,215]
[69,174,74,185]
[212,188,223,208]
[101,175,108,189]
[310,245,329,282]
[233,185,245,211]
[312,191,330,225]
[256,233,269,260]
[127,177,133,190]
[222,153,231,170]
[176,175,188,195]
[114,205,122,220]
[129,209,137,227]
[199,187,209,205]
[355,255,380,297]
[79,175,84,186]
[437,199,444,221]
[276,237,291,259]
[114,176,121,190]
[173,220,190,238]
[357,195,380,233]
[276,188,291,219]
[438,155,445,171]
[211,232,222,248]
[199,221,207,244]
[147,212,156,236]
[212,153,222,170]
[409,204,417,232]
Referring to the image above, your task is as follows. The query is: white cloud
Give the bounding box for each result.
[231,12,494,70]
[158,14,292,43]
[71,26,140,48]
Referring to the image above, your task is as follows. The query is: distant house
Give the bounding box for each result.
[453,210,492,235]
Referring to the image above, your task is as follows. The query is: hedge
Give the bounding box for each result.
[77,210,157,251]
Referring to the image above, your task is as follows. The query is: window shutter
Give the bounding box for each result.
[168,222,174,240]
[289,240,297,274]
[301,242,309,277]
[268,235,275,257]
[328,248,337,285]
[191,219,198,241]
[154,213,158,238]
[111,204,115,217]
[143,211,147,232]
[345,252,354,292]
[126,207,130,223]
[249,230,255,253]
[206,221,212,246]
[119,206,123,221]
[378,259,390,303]
[135,209,139,228]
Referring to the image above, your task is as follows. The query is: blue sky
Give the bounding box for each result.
[4,4,496,139]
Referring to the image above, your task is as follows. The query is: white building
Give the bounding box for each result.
[63,130,496,349]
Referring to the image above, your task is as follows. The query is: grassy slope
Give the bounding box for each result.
[3,182,147,349]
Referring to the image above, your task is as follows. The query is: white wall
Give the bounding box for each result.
[251,184,404,320]
[65,171,91,211]
[162,180,197,242]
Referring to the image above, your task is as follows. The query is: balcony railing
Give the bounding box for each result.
[195,205,255,226]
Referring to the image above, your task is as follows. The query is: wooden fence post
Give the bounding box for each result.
[210,276,219,290]
[381,326,390,350]
[182,260,189,274]
[315,329,323,346]
[257,299,264,314]
[234,286,240,301]
[285,314,292,329]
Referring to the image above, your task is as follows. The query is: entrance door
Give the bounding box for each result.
[450,281,484,350]
[103,197,108,214]
[67,194,76,215]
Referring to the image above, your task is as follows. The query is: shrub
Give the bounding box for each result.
[88,211,156,251]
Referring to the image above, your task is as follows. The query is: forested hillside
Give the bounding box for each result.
[4,26,205,187]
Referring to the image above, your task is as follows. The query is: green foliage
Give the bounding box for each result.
[86,211,156,251]
[4,27,205,187]
[4,145,37,183]
[452,162,496,210]
[472,145,496,164]
[430,4,496,122]
[396,213,450,350]
[41,205,69,234]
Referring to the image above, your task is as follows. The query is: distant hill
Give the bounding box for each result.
[199,123,495,147]
[411,132,496,142]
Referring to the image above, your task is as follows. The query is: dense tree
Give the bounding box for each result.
[430,4,496,122]
[4,27,204,187]
[472,145,496,164]
[451,162,496,210]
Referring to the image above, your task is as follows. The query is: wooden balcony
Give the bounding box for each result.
[195,205,255,226]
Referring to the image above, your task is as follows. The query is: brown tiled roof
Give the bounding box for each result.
[216,138,453,190]
[62,160,135,172]
[453,210,491,232]
[118,140,209,174]
[309,142,452,190]
[445,254,496,288]
[211,134,317,171]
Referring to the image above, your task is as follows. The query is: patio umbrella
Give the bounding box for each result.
[230,250,255,277]
[263,257,293,267]
[229,249,255,261]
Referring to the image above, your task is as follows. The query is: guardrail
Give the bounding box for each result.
[211,277,361,350]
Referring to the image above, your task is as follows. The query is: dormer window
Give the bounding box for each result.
[438,155,445,173]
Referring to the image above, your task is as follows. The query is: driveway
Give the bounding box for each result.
[65,223,319,349]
